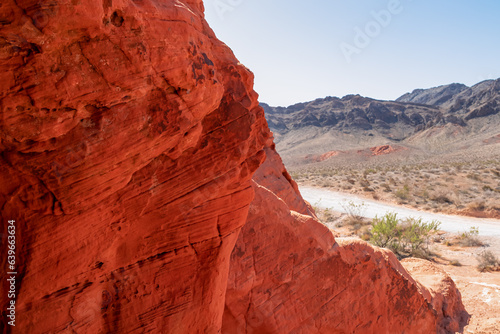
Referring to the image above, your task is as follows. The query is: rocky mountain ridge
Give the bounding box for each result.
[263,79,500,136]
[262,79,500,166]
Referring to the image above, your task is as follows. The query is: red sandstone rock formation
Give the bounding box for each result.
[305,150,342,163]
[224,145,468,333]
[1,0,467,333]
[1,0,268,332]
[370,145,407,156]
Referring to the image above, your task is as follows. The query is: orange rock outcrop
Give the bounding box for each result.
[1,0,467,333]
[1,0,267,332]
[305,150,342,163]
[370,145,407,156]
[224,145,468,333]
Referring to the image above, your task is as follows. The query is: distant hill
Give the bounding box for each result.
[262,79,500,167]
[396,83,468,106]
[396,80,500,120]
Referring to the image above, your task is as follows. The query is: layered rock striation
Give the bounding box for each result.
[224,145,468,333]
[1,0,268,332]
[1,0,467,333]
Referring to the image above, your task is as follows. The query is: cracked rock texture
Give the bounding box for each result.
[1,0,466,333]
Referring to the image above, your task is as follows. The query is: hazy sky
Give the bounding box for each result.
[204,0,500,106]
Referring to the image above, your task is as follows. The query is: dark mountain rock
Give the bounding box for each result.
[396,83,468,106]
[261,96,444,138]
[261,79,500,141]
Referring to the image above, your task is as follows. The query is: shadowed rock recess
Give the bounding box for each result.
[0,0,467,333]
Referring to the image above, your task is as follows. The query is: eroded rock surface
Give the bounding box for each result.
[1,0,467,333]
[1,0,268,332]
[223,145,468,333]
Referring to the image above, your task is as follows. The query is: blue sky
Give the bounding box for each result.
[204,0,500,106]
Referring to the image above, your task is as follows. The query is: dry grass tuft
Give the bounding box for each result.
[477,251,500,272]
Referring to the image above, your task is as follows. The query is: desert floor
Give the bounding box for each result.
[310,193,500,334]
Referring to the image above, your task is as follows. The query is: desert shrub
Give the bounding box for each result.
[469,186,479,193]
[370,212,441,259]
[398,217,441,257]
[482,185,494,192]
[431,192,453,204]
[419,188,430,200]
[457,226,483,247]
[359,179,370,188]
[359,229,371,241]
[363,169,377,177]
[467,173,481,181]
[321,181,332,188]
[477,251,500,272]
[394,185,411,201]
[381,183,391,192]
[315,207,336,223]
[370,212,400,249]
[341,201,366,221]
[467,201,485,211]
[340,201,369,230]
[312,200,322,214]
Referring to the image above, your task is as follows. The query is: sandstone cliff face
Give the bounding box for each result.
[1,0,268,332]
[224,145,468,333]
[1,0,467,333]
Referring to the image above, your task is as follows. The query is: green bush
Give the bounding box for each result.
[369,212,441,259]
[370,212,399,249]
[400,217,441,255]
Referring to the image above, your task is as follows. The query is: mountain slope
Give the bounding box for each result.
[397,79,500,121]
[396,83,468,106]
[263,79,500,166]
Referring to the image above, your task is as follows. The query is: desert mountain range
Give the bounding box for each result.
[262,79,500,166]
